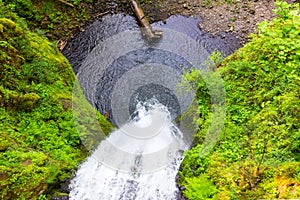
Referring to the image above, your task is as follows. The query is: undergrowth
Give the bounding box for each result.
[178,1,300,199]
[2,0,105,40]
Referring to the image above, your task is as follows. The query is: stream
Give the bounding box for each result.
[62,13,240,200]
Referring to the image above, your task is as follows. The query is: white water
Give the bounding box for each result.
[70,99,188,200]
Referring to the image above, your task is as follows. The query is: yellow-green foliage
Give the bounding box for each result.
[183,174,218,200]
[179,1,300,199]
[0,1,112,199]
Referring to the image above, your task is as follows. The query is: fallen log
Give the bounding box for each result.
[129,0,163,40]
[57,0,74,7]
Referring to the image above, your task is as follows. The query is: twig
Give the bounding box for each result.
[57,40,67,51]
[95,11,110,18]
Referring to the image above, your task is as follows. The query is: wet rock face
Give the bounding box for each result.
[50,178,72,200]
[196,0,277,44]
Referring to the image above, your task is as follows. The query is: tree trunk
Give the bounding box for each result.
[129,0,163,40]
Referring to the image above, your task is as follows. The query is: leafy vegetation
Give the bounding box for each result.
[1,0,299,199]
[178,1,300,199]
[0,1,112,199]
[2,0,105,40]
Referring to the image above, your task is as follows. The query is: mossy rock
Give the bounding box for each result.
[0,1,113,199]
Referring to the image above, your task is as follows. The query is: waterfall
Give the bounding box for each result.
[69,99,188,200]
[64,14,238,200]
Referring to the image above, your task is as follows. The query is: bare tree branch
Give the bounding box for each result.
[129,0,163,40]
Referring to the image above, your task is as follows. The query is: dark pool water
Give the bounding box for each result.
[62,14,240,125]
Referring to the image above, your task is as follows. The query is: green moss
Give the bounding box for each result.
[183,174,218,200]
[1,0,104,40]
[0,1,113,199]
[0,18,16,29]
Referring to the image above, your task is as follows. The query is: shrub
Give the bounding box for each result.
[178,1,300,199]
